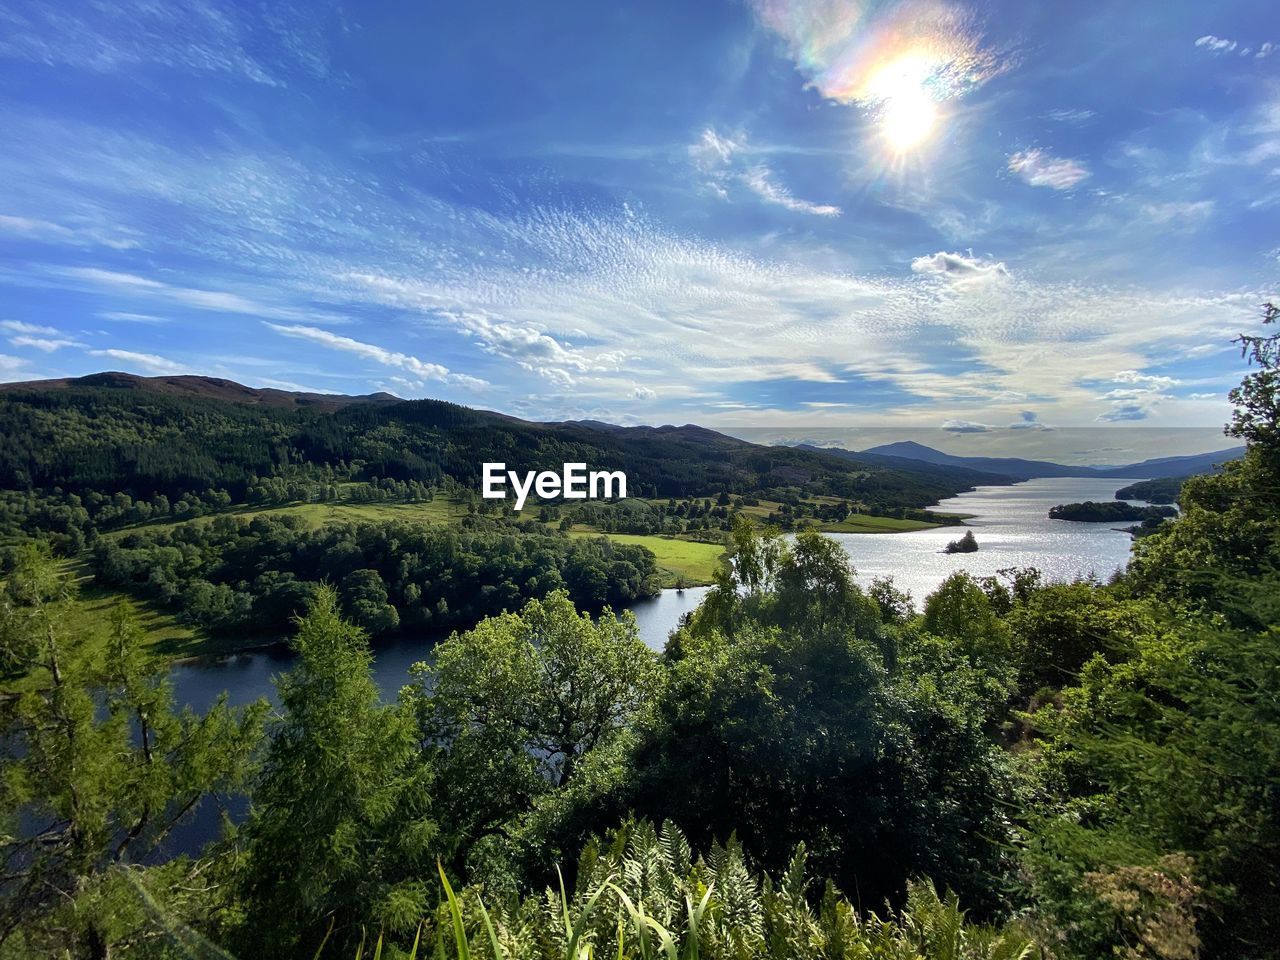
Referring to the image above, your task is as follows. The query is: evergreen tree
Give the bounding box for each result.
[235,587,436,956]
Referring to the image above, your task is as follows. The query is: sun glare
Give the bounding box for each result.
[867,53,942,152]
[882,89,937,150]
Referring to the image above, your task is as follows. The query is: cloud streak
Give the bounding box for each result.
[264,323,487,391]
[690,128,840,216]
[1007,149,1090,189]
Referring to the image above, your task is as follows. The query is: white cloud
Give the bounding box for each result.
[1112,370,1180,388]
[1007,149,1090,189]
[0,212,138,250]
[689,128,739,169]
[910,251,1009,287]
[0,1,332,85]
[690,128,841,216]
[633,385,657,401]
[99,311,168,324]
[0,354,28,380]
[88,348,189,375]
[1044,109,1096,124]
[1142,200,1214,224]
[264,322,487,389]
[0,320,58,335]
[10,335,84,352]
[941,419,991,433]
[1091,370,1181,422]
[739,166,841,217]
[1009,410,1051,430]
[54,267,348,324]
[1096,402,1149,422]
[1195,35,1238,54]
[1195,35,1275,58]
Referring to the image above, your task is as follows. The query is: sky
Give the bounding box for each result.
[0,0,1276,463]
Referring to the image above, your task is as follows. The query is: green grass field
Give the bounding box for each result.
[817,513,940,533]
[570,530,726,586]
[0,562,241,694]
[103,497,462,539]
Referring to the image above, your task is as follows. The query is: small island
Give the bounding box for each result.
[1049,500,1177,522]
[1114,477,1184,504]
[943,529,979,553]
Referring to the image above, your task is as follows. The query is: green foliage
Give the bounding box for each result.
[234,586,438,956]
[92,514,663,637]
[1020,305,1280,959]
[0,550,264,957]
[1008,583,1154,694]
[631,528,1016,914]
[410,592,660,886]
[920,573,1012,668]
[1114,477,1184,505]
[417,822,1036,960]
[943,530,978,553]
[1048,501,1175,523]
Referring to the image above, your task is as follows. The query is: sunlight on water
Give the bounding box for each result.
[831,477,1148,608]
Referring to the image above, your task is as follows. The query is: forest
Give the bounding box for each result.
[1047,501,1178,523]
[0,306,1277,960]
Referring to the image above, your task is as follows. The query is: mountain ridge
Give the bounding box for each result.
[0,372,988,509]
[855,439,1243,481]
[0,371,401,412]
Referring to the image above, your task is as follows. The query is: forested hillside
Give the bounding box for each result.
[0,373,985,652]
[0,373,979,508]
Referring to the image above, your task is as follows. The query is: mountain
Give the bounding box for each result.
[1091,449,1245,479]
[0,373,989,510]
[858,441,1100,481]
[794,444,1015,486]
[0,371,400,412]
[855,440,1244,482]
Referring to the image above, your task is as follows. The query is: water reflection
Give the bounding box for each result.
[830,477,1147,607]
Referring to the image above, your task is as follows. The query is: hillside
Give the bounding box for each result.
[855,439,1244,481]
[0,373,987,508]
[0,370,401,411]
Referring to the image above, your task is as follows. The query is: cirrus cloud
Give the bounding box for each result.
[1007,148,1090,189]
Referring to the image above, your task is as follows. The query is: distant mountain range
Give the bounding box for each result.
[811,439,1244,482]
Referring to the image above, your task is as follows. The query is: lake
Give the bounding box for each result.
[169,476,1144,711]
[169,584,713,712]
[830,476,1149,606]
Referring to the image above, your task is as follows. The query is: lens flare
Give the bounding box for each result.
[882,87,937,150]
[867,53,941,150]
[750,0,1003,155]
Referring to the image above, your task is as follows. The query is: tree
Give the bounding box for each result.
[339,568,400,635]
[410,592,659,872]
[235,587,435,955]
[921,572,1012,667]
[1026,307,1280,958]
[1227,301,1279,453]
[0,545,264,958]
[1009,582,1153,694]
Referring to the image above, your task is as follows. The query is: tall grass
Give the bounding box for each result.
[127,821,1038,960]
[399,822,1034,960]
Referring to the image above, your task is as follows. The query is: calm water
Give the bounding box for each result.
[169,586,712,711]
[831,476,1148,608]
[169,476,1143,710]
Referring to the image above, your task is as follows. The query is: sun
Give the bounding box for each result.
[882,89,938,151]
[865,53,942,152]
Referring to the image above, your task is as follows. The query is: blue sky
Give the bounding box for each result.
[0,0,1276,461]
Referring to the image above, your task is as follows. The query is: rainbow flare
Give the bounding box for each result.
[751,0,1001,110]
